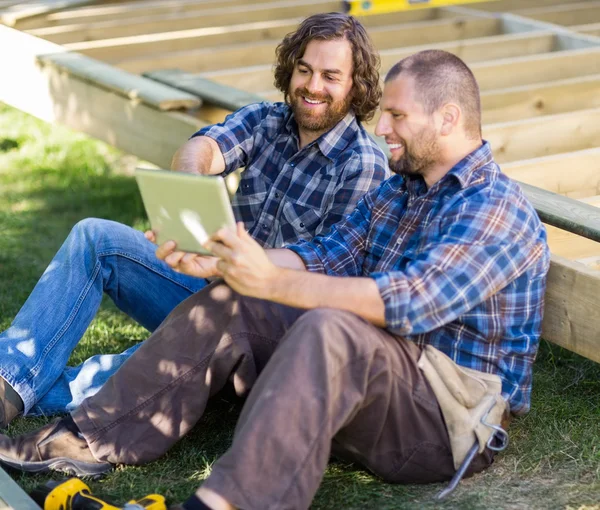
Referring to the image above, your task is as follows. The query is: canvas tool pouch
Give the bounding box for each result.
[417,345,507,470]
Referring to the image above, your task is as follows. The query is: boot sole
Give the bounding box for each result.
[0,453,111,477]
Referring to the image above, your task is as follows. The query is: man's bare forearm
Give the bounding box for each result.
[171,136,226,175]
[266,268,386,327]
[266,249,307,271]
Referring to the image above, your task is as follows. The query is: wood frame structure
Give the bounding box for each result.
[1,0,599,364]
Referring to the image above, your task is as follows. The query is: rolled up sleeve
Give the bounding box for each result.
[192,102,268,176]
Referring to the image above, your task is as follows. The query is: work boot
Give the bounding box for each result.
[0,416,112,476]
[0,377,23,428]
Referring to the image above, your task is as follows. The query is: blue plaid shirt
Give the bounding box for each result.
[194,102,389,248]
[289,142,550,415]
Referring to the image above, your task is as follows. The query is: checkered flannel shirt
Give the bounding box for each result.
[289,142,551,415]
[194,102,389,248]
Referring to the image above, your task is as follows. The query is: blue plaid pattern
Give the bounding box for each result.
[195,102,389,248]
[289,142,550,415]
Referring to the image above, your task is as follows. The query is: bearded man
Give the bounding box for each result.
[0,13,388,425]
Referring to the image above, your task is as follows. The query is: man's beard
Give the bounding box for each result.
[290,87,353,133]
[389,126,440,177]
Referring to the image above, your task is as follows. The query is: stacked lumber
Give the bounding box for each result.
[0,0,599,360]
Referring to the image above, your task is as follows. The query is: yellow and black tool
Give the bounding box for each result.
[30,478,167,510]
[342,0,497,16]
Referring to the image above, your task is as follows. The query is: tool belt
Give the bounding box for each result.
[418,345,508,470]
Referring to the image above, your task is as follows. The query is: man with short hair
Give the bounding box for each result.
[0,13,388,425]
[0,50,550,510]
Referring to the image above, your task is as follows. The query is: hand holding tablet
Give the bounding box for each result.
[135,168,236,256]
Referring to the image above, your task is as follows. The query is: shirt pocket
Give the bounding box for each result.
[233,169,269,208]
[280,202,324,243]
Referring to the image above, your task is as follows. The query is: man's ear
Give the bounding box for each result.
[440,104,460,136]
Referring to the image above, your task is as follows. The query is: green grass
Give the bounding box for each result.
[1,102,599,509]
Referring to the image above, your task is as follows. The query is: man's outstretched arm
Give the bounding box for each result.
[205,224,386,328]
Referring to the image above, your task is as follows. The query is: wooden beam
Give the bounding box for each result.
[0,25,204,169]
[37,52,200,111]
[114,17,503,74]
[519,182,600,243]
[26,0,341,44]
[574,22,600,37]
[0,0,93,27]
[378,31,556,69]
[484,108,600,164]
[546,225,600,262]
[14,0,270,29]
[517,1,600,27]
[472,0,586,12]
[65,19,301,61]
[502,148,600,198]
[471,47,600,91]
[205,46,600,97]
[481,74,600,123]
[145,69,269,125]
[542,254,600,363]
[144,69,266,112]
[579,195,600,207]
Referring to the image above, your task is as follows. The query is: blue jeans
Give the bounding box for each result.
[0,218,207,415]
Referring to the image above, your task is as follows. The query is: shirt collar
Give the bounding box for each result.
[401,141,496,197]
[442,140,495,189]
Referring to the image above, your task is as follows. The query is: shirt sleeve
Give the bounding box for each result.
[287,187,378,276]
[191,102,269,176]
[316,151,389,236]
[370,196,549,336]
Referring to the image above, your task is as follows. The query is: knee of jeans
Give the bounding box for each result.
[70,218,111,243]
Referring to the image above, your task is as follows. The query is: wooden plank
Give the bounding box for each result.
[517,1,600,27]
[574,21,600,36]
[519,182,600,243]
[26,0,341,44]
[0,465,41,509]
[65,19,302,61]
[579,195,600,207]
[66,11,475,62]
[37,52,200,111]
[14,0,271,29]
[204,46,600,96]
[368,16,501,48]
[542,254,600,363]
[471,47,600,91]
[484,108,600,164]
[114,17,503,74]
[481,74,600,123]
[502,148,600,197]
[378,31,556,69]
[472,0,586,12]
[145,69,266,112]
[546,225,600,262]
[0,0,93,27]
[0,25,204,169]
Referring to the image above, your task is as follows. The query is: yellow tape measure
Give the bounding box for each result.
[343,0,496,16]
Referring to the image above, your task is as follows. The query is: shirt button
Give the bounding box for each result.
[290,162,295,167]
[300,222,305,228]
[275,193,280,198]
[262,223,268,229]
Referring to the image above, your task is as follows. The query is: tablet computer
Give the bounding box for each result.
[135,168,236,255]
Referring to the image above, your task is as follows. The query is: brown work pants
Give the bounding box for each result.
[72,282,493,510]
